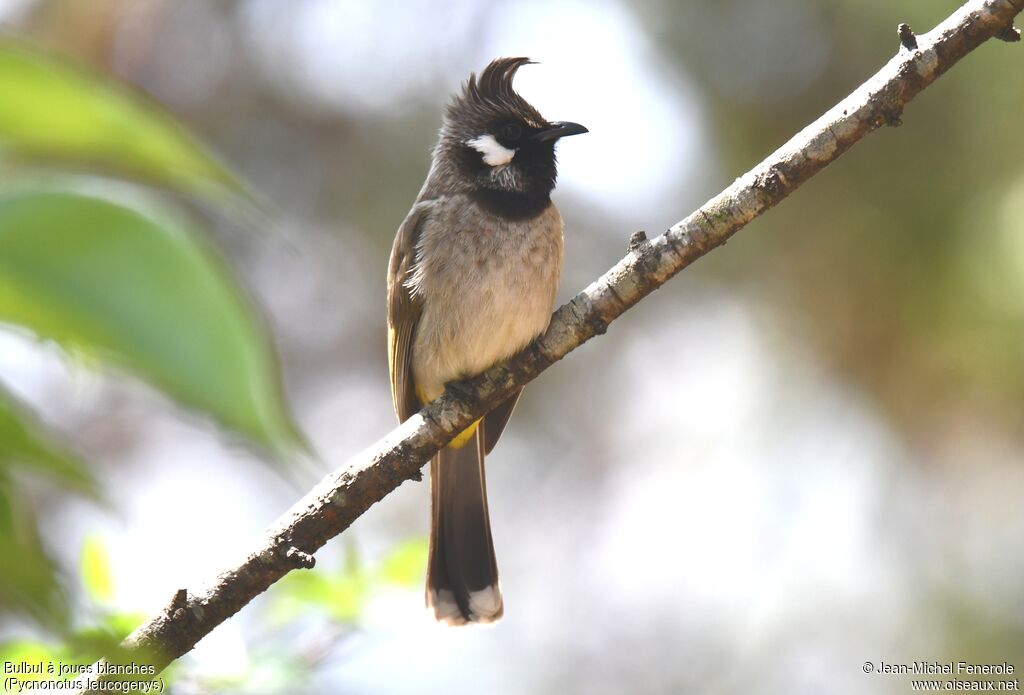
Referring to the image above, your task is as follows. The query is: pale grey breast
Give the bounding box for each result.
[407,195,563,401]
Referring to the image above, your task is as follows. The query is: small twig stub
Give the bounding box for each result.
[898,23,919,50]
[997,24,1021,41]
[628,230,649,252]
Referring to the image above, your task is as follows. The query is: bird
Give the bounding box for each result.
[386,57,587,625]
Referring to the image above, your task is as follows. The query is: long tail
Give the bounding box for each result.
[426,427,503,625]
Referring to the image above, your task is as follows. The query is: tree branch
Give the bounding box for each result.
[77,0,1023,689]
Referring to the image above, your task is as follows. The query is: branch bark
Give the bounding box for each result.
[77,0,1023,689]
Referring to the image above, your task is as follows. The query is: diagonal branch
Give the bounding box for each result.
[76,0,1023,689]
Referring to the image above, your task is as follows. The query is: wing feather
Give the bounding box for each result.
[387,202,430,422]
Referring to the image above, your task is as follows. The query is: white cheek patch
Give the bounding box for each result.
[467,134,516,167]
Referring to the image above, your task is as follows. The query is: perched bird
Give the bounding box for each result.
[386,57,586,625]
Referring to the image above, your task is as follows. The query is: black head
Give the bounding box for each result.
[437,57,587,218]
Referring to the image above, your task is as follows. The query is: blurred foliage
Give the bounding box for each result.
[0,384,96,498]
[270,537,427,625]
[74,536,147,662]
[0,536,150,685]
[80,535,114,605]
[0,477,69,632]
[130,538,429,693]
[638,0,1024,437]
[0,386,96,630]
[0,34,302,638]
[0,39,243,198]
[0,189,303,454]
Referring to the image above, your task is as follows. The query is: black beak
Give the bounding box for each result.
[532,121,589,143]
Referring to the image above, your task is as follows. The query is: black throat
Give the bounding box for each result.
[471,188,552,221]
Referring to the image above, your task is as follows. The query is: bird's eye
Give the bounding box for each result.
[500,123,523,142]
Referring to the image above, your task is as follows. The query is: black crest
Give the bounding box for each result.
[448,57,546,128]
[436,57,582,219]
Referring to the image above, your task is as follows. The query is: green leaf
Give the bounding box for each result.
[0,639,63,681]
[68,614,144,661]
[271,544,368,623]
[0,40,244,198]
[0,384,97,497]
[98,611,146,641]
[0,189,303,455]
[0,638,57,665]
[0,388,97,631]
[80,536,114,604]
[0,476,69,631]
[271,569,368,624]
[377,537,427,588]
[270,538,427,627]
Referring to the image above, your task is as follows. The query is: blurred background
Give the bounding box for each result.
[1,0,1023,693]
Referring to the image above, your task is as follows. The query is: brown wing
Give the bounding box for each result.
[387,202,429,423]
